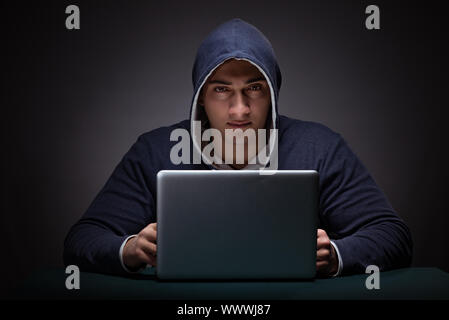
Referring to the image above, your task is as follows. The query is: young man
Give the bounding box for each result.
[64,18,413,277]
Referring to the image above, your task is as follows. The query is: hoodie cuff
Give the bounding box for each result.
[330,240,343,277]
[119,235,147,273]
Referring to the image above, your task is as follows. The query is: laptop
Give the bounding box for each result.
[156,170,318,280]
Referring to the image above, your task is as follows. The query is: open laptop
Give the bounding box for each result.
[156,170,318,280]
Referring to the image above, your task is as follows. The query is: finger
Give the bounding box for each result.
[317,236,331,249]
[142,223,157,234]
[140,239,157,256]
[138,250,157,267]
[316,248,330,261]
[136,248,156,266]
[316,260,329,270]
[141,227,157,243]
[145,254,157,267]
[135,236,157,255]
[317,229,325,237]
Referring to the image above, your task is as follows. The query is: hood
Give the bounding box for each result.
[189,18,282,170]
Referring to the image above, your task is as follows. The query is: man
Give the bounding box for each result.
[64,18,413,277]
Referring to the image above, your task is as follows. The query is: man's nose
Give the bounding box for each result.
[229,92,250,118]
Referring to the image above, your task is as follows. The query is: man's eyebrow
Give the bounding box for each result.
[246,76,266,84]
[207,76,267,85]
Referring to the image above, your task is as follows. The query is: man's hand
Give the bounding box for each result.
[316,229,338,277]
[123,223,157,270]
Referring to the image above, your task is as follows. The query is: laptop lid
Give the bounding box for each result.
[156,170,318,280]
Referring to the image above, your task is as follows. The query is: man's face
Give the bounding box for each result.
[199,59,271,134]
[198,59,271,167]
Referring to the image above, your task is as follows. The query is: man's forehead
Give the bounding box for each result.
[208,60,266,83]
[207,70,266,84]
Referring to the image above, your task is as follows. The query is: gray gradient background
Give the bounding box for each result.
[2,1,448,297]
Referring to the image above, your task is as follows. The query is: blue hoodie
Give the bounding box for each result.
[64,18,413,276]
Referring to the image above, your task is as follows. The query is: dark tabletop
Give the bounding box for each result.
[14,267,449,300]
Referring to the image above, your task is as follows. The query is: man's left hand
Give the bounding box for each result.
[316,229,339,277]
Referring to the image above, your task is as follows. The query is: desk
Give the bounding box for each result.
[15,267,449,300]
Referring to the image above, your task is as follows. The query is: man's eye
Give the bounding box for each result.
[248,84,262,91]
[214,87,228,93]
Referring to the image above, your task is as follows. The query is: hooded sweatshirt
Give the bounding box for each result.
[64,18,413,276]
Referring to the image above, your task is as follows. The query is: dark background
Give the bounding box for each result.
[2,0,447,298]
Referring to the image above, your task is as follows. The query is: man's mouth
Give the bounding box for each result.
[227,121,252,129]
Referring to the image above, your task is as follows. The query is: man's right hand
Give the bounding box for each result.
[122,223,157,270]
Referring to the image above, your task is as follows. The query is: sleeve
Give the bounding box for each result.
[63,134,157,276]
[318,134,413,276]
[329,241,343,277]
